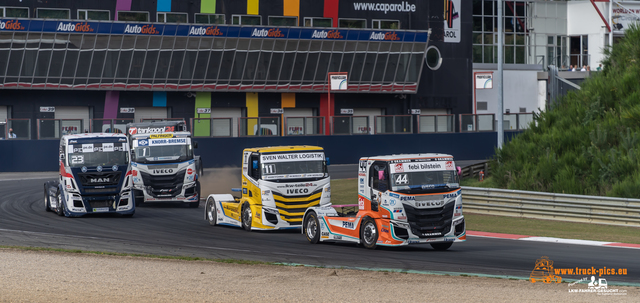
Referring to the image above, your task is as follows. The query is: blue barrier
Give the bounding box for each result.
[0,132,519,172]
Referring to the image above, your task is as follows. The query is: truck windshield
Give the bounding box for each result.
[261,161,326,180]
[68,150,128,168]
[133,144,193,164]
[390,171,459,194]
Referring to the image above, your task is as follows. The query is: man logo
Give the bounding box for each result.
[90,178,109,183]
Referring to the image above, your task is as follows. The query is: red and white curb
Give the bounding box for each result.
[467,231,640,250]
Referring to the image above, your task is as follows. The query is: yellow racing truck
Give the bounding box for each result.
[204,146,331,231]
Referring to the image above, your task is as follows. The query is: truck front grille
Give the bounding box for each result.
[272,188,323,225]
[404,202,454,238]
[140,170,185,198]
[77,172,121,187]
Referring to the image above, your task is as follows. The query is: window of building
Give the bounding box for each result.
[77,9,110,21]
[157,12,187,23]
[117,11,149,22]
[472,0,531,65]
[372,19,400,29]
[37,8,70,19]
[195,13,225,24]
[426,46,442,70]
[232,15,261,25]
[304,17,332,27]
[0,7,29,18]
[338,18,366,28]
[269,16,297,26]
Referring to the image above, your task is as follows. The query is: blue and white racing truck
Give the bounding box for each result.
[44,133,135,217]
[126,121,201,208]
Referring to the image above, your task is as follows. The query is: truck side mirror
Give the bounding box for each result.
[193,141,198,149]
[325,157,330,166]
[252,160,258,170]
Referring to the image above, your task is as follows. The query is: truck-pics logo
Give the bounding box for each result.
[530,256,562,283]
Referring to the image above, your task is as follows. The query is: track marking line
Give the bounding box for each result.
[467,230,640,249]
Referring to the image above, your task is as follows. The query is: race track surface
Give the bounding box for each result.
[0,170,638,284]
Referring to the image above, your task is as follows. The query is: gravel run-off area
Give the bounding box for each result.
[0,248,635,302]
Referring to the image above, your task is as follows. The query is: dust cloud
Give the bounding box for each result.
[199,167,242,197]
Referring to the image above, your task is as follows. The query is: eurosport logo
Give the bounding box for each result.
[353,1,416,14]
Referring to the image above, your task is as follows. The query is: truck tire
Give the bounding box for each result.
[430,242,453,251]
[133,189,144,207]
[44,183,52,212]
[304,212,320,244]
[188,181,201,208]
[206,197,217,226]
[55,189,65,217]
[360,217,378,249]
[241,202,252,231]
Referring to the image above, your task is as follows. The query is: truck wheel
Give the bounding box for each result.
[188,181,201,208]
[360,217,378,249]
[44,183,52,212]
[304,212,320,244]
[206,197,217,226]
[430,242,453,251]
[241,203,252,231]
[55,190,65,217]
[133,190,144,207]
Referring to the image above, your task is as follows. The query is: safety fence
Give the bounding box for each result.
[1,113,534,139]
[462,187,640,227]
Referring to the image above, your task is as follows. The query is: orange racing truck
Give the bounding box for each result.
[302,153,465,250]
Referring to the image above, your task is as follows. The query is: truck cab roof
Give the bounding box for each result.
[363,153,454,162]
[244,145,324,154]
[62,133,127,143]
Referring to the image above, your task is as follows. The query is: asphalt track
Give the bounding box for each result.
[0,165,638,285]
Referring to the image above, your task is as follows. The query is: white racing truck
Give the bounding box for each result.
[127,121,201,208]
[302,153,466,250]
[44,133,135,217]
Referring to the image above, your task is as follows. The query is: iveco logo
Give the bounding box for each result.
[152,169,174,174]
[416,201,443,207]
[286,188,309,195]
[90,178,109,183]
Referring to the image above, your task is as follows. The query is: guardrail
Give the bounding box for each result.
[462,186,640,227]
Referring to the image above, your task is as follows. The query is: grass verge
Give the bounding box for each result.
[330,179,640,244]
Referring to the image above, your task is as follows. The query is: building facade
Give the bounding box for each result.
[0,0,474,139]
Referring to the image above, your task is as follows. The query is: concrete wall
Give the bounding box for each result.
[0,132,521,172]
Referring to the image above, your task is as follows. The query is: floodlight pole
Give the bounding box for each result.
[497,0,504,149]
